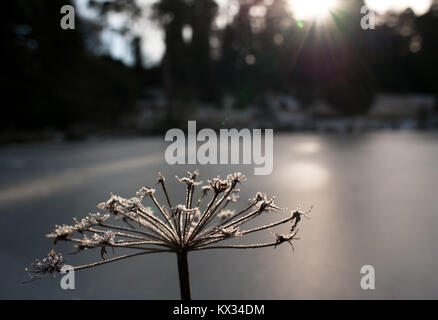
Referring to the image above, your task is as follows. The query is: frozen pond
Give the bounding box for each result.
[1,132,438,299]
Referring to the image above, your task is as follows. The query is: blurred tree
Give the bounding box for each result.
[189,0,219,101]
[1,0,84,131]
[261,0,298,92]
[153,0,189,99]
[1,0,138,138]
[219,0,263,108]
[152,0,219,124]
[2,0,437,140]
[415,1,438,110]
[132,36,143,71]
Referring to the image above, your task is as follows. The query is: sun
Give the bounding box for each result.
[288,0,338,20]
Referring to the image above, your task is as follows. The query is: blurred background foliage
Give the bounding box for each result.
[2,0,438,139]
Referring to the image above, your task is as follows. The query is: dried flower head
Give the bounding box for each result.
[73,213,110,231]
[24,250,65,282]
[208,177,229,193]
[227,172,247,184]
[216,226,243,238]
[136,187,155,198]
[26,171,311,299]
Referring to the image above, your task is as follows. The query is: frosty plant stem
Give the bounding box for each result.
[25,170,312,300]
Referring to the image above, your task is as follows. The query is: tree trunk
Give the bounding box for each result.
[177,250,191,300]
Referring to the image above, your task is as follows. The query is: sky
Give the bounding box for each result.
[365,0,432,16]
[75,0,433,66]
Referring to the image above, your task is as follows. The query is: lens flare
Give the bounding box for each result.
[288,0,338,20]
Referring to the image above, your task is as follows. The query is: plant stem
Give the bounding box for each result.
[176,249,192,300]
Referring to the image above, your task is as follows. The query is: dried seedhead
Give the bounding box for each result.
[25,171,311,294]
[25,250,65,283]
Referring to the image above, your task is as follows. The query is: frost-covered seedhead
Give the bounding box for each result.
[25,250,65,282]
[46,213,111,243]
[208,177,229,193]
[216,226,243,238]
[26,171,311,284]
[73,213,110,231]
[136,187,156,198]
[227,172,247,184]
